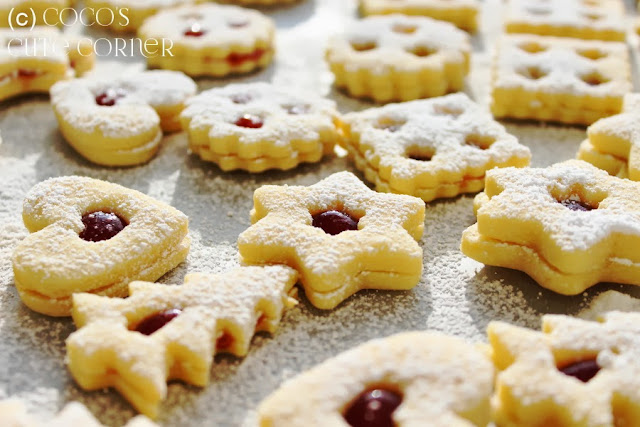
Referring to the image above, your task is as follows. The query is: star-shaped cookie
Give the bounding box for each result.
[578,93,640,180]
[66,266,298,418]
[237,171,425,310]
[489,312,640,427]
[461,160,640,295]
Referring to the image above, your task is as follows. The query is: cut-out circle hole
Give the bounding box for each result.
[465,134,496,150]
[312,211,359,235]
[581,72,609,86]
[343,388,403,427]
[518,42,548,54]
[374,118,405,133]
[406,146,435,161]
[576,49,607,60]
[79,211,128,242]
[392,24,417,34]
[557,196,597,212]
[526,7,551,16]
[583,12,603,21]
[351,41,377,52]
[433,104,464,117]
[408,46,436,57]
[517,66,547,80]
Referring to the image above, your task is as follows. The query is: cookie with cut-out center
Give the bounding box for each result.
[0,28,94,102]
[50,70,196,167]
[139,4,274,77]
[489,312,640,427]
[12,176,190,317]
[340,93,531,202]
[491,34,630,125]
[359,0,479,32]
[577,93,640,180]
[0,0,70,28]
[505,0,626,42]
[326,14,470,103]
[461,160,640,295]
[66,266,298,418]
[180,82,341,173]
[258,331,494,427]
[0,399,156,427]
[237,172,425,310]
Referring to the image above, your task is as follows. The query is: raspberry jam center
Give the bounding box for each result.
[135,309,182,335]
[235,114,263,128]
[95,88,126,107]
[184,24,206,37]
[79,211,127,242]
[559,359,601,383]
[343,388,402,427]
[312,211,359,235]
[559,199,594,212]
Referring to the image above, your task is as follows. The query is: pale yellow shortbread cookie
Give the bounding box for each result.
[359,0,479,32]
[0,28,94,102]
[139,4,274,77]
[461,160,640,295]
[50,70,196,167]
[491,34,631,125]
[238,171,425,310]
[505,0,626,42]
[180,82,341,173]
[258,331,494,427]
[577,93,640,180]
[489,312,640,427]
[326,14,470,103]
[66,266,298,418]
[340,93,531,202]
[12,176,190,317]
[0,399,156,427]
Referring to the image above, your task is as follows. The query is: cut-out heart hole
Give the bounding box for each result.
[408,46,436,57]
[392,24,417,34]
[351,41,377,52]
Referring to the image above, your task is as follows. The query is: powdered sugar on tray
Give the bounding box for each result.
[2,0,640,426]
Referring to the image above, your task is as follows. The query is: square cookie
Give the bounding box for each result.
[491,34,630,125]
[504,0,626,41]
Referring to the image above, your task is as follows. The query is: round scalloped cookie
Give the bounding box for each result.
[50,70,196,167]
[138,3,275,77]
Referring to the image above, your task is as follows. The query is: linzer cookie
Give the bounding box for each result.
[0,28,94,102]
[359,0,479,32]
[84,0,200,33]
[489,312,640,427]
[578,93,640,180]
[139,4,274,77]
[180,82,341,173]
[504,0,626,42]
[238,172,425,310]
[491,34,630,125]
[461,160,640,295]
[340,93,531,202]
[12,176,190,317]
[0,399,157,426]
[50,70,197,167]
[0,0,69,27]
[258,331,494,426]
[66,266,298,418]
[326,14,470,103]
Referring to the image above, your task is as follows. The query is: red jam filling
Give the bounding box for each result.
[312,211,359,236]
[95,88,127,107]
[227,48,266,66]
[184,24,206,37]
[560,199,594,212]
[559,359,601,383]
[343,388,402,427]
[79,211,127,242]
[18,69,40,78]
[217,332,233,350]
[135,309,182,336]
[235,114,264,128]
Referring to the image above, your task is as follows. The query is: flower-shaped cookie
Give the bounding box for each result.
[84,0,200,33]
[66,266,298,418]
[258,331,494,426]
[326,14,470,103]
[238,172,425,309]
[139,4,274,77]
[12,176,190,317]
[359,0,479,32]
[491,34,631,125]
[578,93,640,180]
[505,0,626,42]
[489,312,640,427]
[461,160,640,295]
[50,70,197,167]
[0,0,69,28]
[0,28,94,102]
[341,93,531,202]
[180,82,341,173]
[0,399,157,426]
